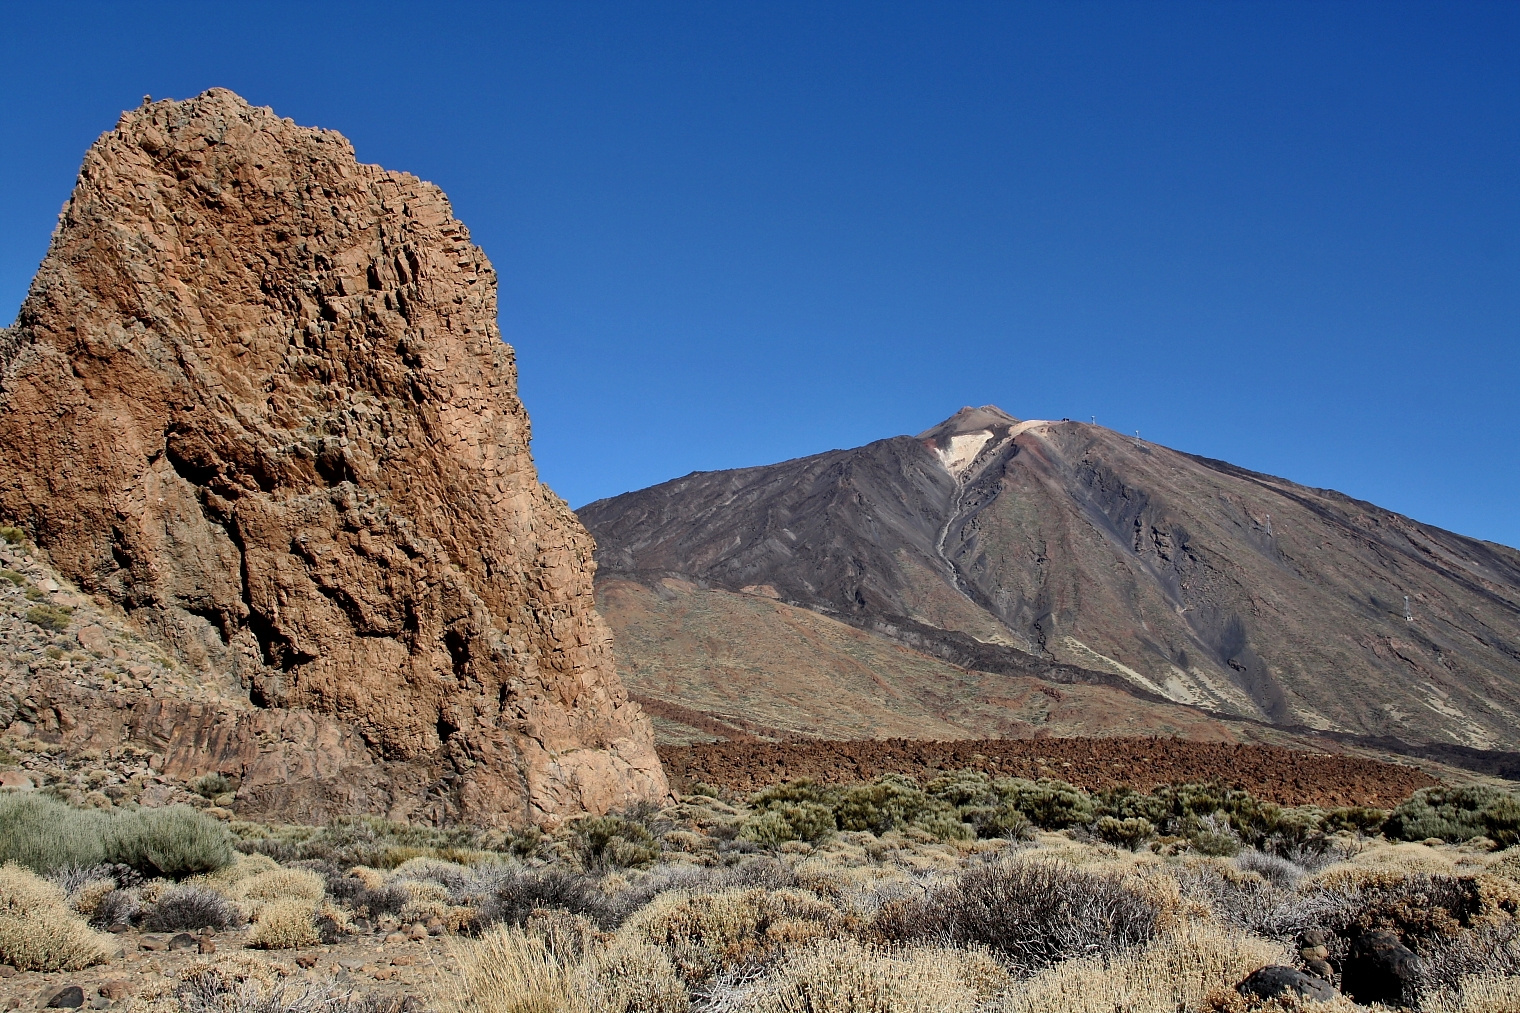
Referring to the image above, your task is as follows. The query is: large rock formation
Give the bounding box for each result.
[583,406,1520,755]
[0,89,666,825]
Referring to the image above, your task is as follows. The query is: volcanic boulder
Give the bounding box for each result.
[0,89,666,824]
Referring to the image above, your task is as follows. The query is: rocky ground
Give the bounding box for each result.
[660,736,1438,807]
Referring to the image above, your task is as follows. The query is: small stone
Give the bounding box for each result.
[426,918,445,936]
[0,772,34,790]
[406,922,428,941]
[44,986,86,1009]
[89,1000,110,1011]
[167,932,198,951]
[391,955,414,966]
[294,955,318,969]
[1305,958,1334,981]
[1299,929,1327,948]
[372,968,394,980]
[198,936,216,954]
[0,964,13,977]
[138,936,165,951]
[107,923,131,934]
[384,932,406,944]
[97,982,131,1001]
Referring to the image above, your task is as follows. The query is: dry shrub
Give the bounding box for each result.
[620,887,845,982]
[232,866,325,914]
[741,937,982,1013]
[441,923,583,1013]
[247,897,320,949]
[995,924,1296,1013]
[195,852,280,893]
[0,862,113,971]
[1423,974,1520,1013]
[141,883,246,932]
[72,876,118,918]
[583,939,688,1013]
[873,856,1159,974]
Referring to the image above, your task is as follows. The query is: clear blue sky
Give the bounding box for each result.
[3,3,1517,547]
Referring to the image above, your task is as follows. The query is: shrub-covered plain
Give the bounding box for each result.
[1,772,1517,1011]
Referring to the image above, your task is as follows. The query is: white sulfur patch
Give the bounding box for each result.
[935,431,995,476]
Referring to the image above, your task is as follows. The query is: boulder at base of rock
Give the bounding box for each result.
[1341,928,1419,1006]
[1236,965,1339,1003]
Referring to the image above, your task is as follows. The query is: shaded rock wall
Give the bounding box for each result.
[0,89,666,825]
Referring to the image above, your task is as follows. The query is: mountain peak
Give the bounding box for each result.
[917,405,1021,442]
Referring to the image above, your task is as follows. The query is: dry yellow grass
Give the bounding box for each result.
[993,924,1309,1013]
[1423,974,1520,1013]
[246,897,321,949]
[0,862,113,971]
[742,937,981,1013]
[441,923,584,1013]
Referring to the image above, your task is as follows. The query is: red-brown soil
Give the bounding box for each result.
[660,736,1438,808]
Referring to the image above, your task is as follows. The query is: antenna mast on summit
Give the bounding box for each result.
[1404,596,1413,622]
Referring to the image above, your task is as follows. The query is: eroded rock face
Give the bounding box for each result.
[0,88,667,824]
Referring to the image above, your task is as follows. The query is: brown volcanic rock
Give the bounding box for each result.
[0,89,665,824]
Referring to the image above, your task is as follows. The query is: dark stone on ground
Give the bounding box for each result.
[1237,965,1338,1003]
[1342,928,1419,1006]
[44,987,84,1009]
[167,932,198,951]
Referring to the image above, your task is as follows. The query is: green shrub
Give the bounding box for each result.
[1093,786,1170,826]
[191,773,233,799]
[835,775,965,838]
[572,815,659,870]
[994,778,1095,830]
[926,769,999,808]
[235,814,490,868]
[1384,786,1517,844]
[1094,817,1155,851]
[0,795,232,878]
[751,779,839,809]
[24,604,72,632]
[0,526,25,545]
[0,569,25,586]
[1179,814,1242,856]
[740,802,836,846]
[960,803,1033,840]
[0,795,107,873]
[1324,806,1388,836]
[108,805,235,878]
[1483,795,1520,848]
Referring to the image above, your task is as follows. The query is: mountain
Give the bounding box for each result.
[581,406,1520,753]
[0,89,665,825]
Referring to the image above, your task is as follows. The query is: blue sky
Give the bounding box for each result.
[3,3,1517,546]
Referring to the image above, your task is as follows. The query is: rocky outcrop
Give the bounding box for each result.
[0,89,666,825]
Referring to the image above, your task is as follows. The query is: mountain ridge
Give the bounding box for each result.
[582,407,1520,754]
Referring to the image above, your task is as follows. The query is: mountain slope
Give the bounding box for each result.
[582,407,1520,751]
